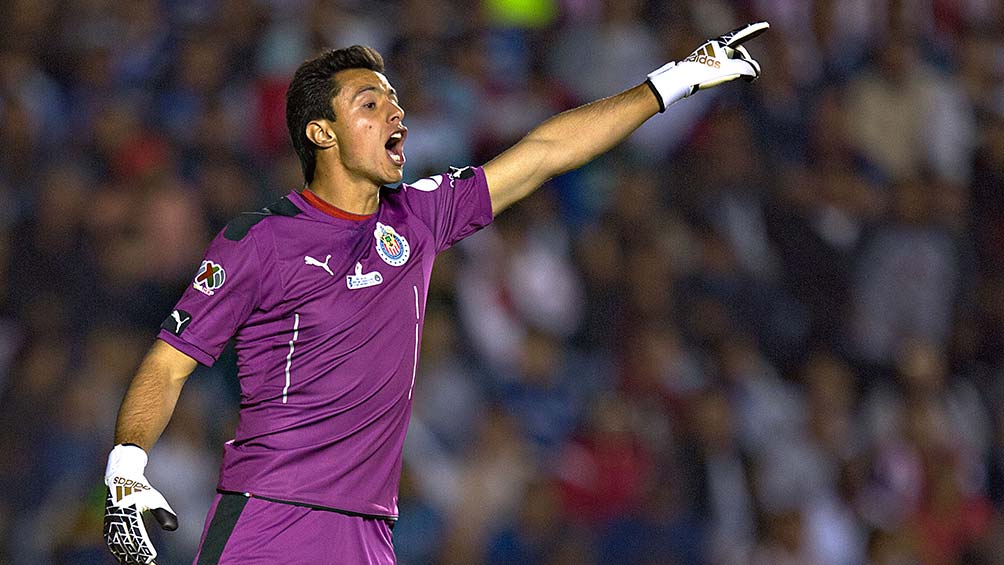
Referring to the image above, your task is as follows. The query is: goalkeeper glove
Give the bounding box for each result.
[647,21,769,112]
[104,444,178,564]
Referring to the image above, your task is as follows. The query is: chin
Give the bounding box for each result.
[383,169,404,184]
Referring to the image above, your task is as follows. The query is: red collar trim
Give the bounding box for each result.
[302,190,375,221]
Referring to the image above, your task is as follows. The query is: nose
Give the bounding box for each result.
[388,100,404,123]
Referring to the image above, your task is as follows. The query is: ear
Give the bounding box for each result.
[306,120,337,149]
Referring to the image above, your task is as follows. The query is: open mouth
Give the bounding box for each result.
[385,129,407,166]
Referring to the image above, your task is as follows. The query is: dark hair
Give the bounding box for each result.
[285,45,385,184]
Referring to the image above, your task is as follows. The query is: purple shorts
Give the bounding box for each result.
[192,493,395,564]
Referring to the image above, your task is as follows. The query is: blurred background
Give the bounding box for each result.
[1,0,1004,563]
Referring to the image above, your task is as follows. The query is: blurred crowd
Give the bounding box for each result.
[2,0,1004,563]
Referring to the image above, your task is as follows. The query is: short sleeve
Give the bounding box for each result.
[401,166,494,253]
[157,227,263,366]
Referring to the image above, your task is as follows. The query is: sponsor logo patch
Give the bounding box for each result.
[193,260,226,296]
[162,309,192,336]
[374,222,410,266]
[346,262,383,290]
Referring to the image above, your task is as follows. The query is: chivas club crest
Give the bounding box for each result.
[374,222,410,266]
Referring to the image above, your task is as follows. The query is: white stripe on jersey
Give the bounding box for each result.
[409,286,419,399]
[413,285,419,320]
[282,313,300,404]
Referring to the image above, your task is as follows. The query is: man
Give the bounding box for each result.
[104,22,768,564]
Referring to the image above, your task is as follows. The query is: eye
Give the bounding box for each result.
[364,102,376,109]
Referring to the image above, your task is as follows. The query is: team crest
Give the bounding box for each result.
[193,260,226,296]
[374,222,410,266]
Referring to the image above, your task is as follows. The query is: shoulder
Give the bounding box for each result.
[399,166,478,194]
[222,195,304,242]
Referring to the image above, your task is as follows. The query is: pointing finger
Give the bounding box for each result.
[718,21,770,48]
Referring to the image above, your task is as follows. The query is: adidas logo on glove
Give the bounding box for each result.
[683,44,722,68]
[111,476,152,499]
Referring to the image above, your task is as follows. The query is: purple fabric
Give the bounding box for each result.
[193,493,395,564]
[160,167,492,518]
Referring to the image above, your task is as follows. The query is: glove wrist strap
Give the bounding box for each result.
[106,444,149,481]
[646,62,694,112]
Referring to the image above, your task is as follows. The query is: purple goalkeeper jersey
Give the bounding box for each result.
[158,167,492,518]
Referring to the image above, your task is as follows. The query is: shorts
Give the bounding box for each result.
[192,492,396,564]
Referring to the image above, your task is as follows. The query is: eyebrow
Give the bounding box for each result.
[352,85,398,101]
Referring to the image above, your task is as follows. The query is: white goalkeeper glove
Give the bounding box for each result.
[104,444,178,564]
[646,21,769,112]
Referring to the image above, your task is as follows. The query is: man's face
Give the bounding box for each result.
[328,68,407,185]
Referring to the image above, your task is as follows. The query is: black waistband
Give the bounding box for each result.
[217,490,397,526]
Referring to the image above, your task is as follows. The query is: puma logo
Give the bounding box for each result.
[304,254,334,276]
[171,310,190,333]
[162,309,192,336]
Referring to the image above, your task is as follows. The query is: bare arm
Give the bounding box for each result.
[483,83,659,215]
[482,22,768,216]
[113,339,198,450]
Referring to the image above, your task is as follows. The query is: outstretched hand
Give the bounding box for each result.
[646,21,770,112]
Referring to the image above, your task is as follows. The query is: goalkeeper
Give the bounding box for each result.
[104,22,768,564]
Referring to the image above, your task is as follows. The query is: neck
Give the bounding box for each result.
[307,166,381,215]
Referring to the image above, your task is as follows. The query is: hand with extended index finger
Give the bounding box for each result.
[717,21,770,82]
[645,21,770,111]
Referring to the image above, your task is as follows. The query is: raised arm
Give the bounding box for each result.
[484,84,659,214]
[104,339,197,564]
[484,21,768,215]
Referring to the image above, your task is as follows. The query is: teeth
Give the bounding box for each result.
[390,132,402,141]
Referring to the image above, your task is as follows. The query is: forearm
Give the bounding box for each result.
[113,340,194,450]
[104,340,191,562]
[485,83,658,213]
[524,83,659,178]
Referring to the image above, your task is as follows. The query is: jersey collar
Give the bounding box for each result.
[300,189,376,221]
